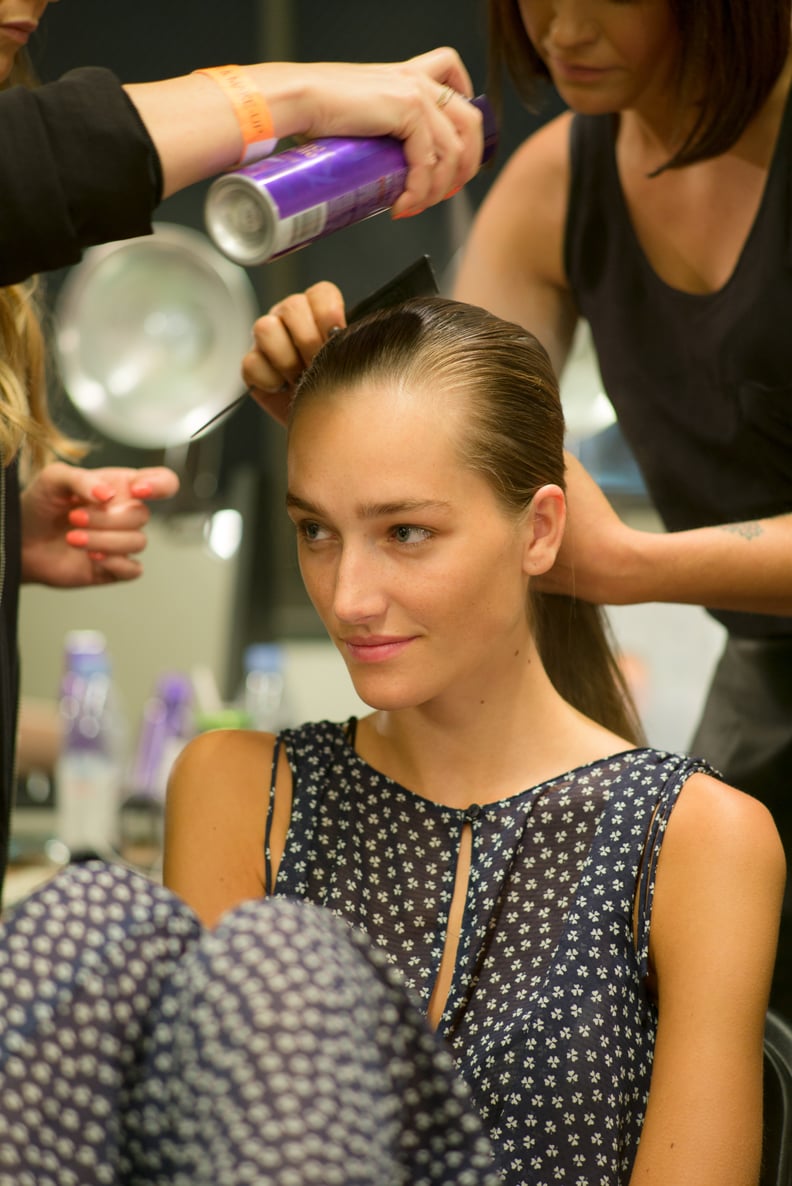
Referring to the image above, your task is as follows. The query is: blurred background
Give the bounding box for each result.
[12,0,725,874]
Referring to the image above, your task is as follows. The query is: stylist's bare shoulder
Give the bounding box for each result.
[164,727,279,926]
[455,111,575,370]
[481,108,573,277]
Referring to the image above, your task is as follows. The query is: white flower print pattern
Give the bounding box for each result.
[269,720,712,1186]
[0,862,500,1185]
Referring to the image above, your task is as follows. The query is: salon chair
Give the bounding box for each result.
[762,1009,792,1186]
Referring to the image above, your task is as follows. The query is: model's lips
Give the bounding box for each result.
[1,21,37,44]
[343,635,418,664]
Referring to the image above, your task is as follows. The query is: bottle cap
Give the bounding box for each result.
[244,643,284,673]
[63,630,110,676]
[194,708,252,732]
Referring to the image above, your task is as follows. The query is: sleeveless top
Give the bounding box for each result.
[267,719,710,1186]
[564,92,792,639]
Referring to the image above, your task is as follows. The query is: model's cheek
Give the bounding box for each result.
[461,563,530,629]
[297,556,336,628]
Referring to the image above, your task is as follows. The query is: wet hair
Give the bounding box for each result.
[487,0,791,172]
[291,296,644,744]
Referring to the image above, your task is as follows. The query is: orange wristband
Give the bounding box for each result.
[193,65,277,167]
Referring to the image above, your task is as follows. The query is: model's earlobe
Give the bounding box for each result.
[522,484,566,574]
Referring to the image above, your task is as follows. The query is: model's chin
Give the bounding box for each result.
[345,670,427,714]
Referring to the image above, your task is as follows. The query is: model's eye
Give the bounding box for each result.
[391,524,432,545]
[298,520,331,542]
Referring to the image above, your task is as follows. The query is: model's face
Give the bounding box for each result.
[287,382,537,713]
[517,0,681,116]
[0,0,60,83]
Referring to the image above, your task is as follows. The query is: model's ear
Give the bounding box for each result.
[521,484,566,575]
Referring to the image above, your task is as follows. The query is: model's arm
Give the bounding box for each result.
[540,452,792,615]
[163,727,292,927]
[629,772,784,1186]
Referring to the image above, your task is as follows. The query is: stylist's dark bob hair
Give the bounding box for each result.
[488,0,792,172]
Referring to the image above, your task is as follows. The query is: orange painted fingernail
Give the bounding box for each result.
[68,508,90,528]
[443,185,463,201]
[91,482,115,502]
[393,206,427,221]
[130,481,153,498]
[66,529,89,547]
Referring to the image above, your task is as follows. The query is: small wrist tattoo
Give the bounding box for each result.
[719,520,763,540]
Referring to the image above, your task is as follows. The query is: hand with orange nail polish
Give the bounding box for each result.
[20,461,179,588]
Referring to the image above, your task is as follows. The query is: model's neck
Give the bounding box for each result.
[356,649,627,810]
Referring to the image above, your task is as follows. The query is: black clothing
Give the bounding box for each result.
[0,67,162,286]
[564,102,792,1016]
[0,67,161,900]
[564,96,792,641]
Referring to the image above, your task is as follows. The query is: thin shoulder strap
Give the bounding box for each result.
[264,734,282,897]
[264,719,357,895]
[635,756,711,978]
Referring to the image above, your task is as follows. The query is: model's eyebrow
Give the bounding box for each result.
[286,492,452,518]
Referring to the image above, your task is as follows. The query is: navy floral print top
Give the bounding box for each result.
[267,719,711,1185]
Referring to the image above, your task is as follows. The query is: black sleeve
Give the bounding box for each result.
[0,66,163,286]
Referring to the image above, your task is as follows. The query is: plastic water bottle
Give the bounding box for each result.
[128,672,194,801]
[119,671,194,869]
[55,630,124,859]
[241,643,289,733]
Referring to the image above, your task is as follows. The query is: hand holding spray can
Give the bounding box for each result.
[204,95,497,266]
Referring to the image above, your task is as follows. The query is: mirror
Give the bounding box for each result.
[54,222,259,449]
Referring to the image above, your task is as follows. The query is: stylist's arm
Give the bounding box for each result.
[126,49,483,217]
[20,463,179,587]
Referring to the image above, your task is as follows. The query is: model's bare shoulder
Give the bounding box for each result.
[170,725,275,786]
[164,728,279,927]
[667,770,785,881]
[632,769,785,1185]
[649,768,785,1010]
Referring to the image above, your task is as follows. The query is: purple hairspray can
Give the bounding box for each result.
[204,95,497,266]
